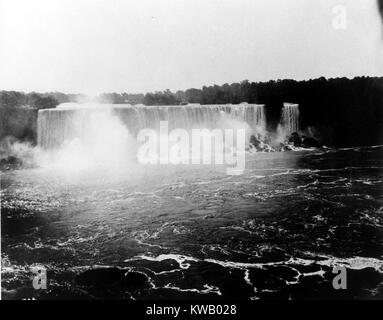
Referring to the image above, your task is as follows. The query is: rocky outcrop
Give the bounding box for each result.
[287,132,302,147]
[0,156,23,171]
[249,132,322,152]
[249,135,275,152]
[283,132,322,150]
[249,135,262,149]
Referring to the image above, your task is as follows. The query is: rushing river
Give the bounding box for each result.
[1,146,383,300]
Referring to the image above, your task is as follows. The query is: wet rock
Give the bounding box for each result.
[0,156,23,171]
[287,132,302,147]
[249,135,261,149]
[301,135,321,148]
[284,132,322,149]
[262,144,275,152]
[249,135,275,152]
[280,143,293,152]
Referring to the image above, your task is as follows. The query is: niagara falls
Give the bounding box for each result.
[1,0,383,308]
[2,97,382,300]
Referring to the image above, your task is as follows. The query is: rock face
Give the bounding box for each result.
[249,132,322,152]
[279,143,293,152]
[249,135,262,149]
[287,132,302,147]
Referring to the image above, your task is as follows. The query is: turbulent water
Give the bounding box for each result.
[1,146,383,300]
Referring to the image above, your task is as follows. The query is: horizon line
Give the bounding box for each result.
[2,74,383,97]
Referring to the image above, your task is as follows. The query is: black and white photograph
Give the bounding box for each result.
[1,0,383,307]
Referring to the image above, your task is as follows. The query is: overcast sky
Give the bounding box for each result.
[0,0,382,94]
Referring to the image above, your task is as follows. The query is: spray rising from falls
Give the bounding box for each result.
[37,103,266,150]
[36,103,266,170]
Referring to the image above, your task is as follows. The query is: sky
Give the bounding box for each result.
[0,0,382,95]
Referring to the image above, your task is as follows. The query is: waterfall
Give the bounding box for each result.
[280,103,300,135]
[37,103,266,150]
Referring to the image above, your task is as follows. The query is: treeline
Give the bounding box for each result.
[94,76,383,109]
[1,76,382,146]
[0,91,59,109]
[3,76,382,110]
[103,76,383,146]
[0,91,148,107]
[100,76,383,145]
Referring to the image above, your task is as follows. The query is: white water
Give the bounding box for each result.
[35,103,266,172]
[280,103,300,136]
[37,103,266,149]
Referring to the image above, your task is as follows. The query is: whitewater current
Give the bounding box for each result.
[1,146,383,299]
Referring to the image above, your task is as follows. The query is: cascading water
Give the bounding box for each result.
[37,103,266,150]
[280,102,300,135]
